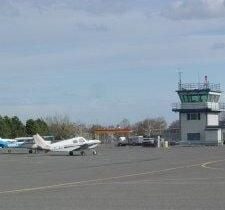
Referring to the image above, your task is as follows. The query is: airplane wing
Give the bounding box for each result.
[71,141,100,151]
[73,143,89,151]
[61,144,89,152]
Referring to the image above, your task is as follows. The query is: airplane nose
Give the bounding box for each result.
[89,139,101,144]
[94,140,101,144]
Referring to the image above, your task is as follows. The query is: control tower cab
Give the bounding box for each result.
[172,76,225,145]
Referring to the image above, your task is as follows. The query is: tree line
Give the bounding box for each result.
[0,115,180,140]
[0,116,49,139]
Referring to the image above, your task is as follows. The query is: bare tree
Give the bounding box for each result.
[119,118,131,128]
[133,117,167,137]
[45,114,80,140]
[165,120,181,142]
[168,120,180,130]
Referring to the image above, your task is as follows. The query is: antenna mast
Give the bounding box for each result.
[198,72,200,88]
[178,71,183,90]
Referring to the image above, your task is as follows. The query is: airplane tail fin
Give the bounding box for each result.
[33,134,51,150]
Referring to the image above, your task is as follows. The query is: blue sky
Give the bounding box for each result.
[1,0,225,125]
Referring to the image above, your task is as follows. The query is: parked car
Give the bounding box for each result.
[168,141,180,146]
[117,137,128,146]
[142,138,156,147]
[128,136,143,146]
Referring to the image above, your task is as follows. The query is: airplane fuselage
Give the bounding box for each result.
[49,137,99,152]
[0,139,24,148]
[33,134,101,155]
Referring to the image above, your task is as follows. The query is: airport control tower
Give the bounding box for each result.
[172,76,225,145]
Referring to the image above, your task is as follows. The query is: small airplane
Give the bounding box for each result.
[33,134,101,156]
[15,136,52,154]
[0,136,53,153]
[0,138,25,153]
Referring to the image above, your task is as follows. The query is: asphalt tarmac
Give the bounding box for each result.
[0,145,225,210]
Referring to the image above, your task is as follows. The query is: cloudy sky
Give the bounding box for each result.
[1,0,225,124]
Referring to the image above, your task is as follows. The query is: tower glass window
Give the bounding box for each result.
[199,94,208,102]
[179,93,209,103]
[208,94,220,103]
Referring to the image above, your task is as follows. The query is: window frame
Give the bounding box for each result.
[187,113,201,121]
[187,133,200,141]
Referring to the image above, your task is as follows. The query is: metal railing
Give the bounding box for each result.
[178,83,221,92]
[172,102,225,111]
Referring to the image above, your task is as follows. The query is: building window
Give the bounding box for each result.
[187,133,200,141]
[187,113,190,120]
[179,94,209,103]
[208,94,220,103]
[187,113,201,120]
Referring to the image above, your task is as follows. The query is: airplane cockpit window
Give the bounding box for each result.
[17,140,24,142]
[79,139,85,143]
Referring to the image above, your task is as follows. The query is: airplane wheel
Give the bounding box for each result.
[29,149,33,154]
[80,151,85,156]
[92,150,97,155]
[69,151,74,156]
[8,149,11,153]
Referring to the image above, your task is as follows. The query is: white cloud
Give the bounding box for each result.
[0,0,224,73]
[0,0,155,17]
[0,0,225,123]
[163,0,225,20]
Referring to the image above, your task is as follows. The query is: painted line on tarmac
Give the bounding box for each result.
[1,159,225,195]
[201,159,225,170]
[0,162,202,195]
[104,176,225,185]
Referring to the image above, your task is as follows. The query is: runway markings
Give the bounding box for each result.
[0,162,204,195]
[104,176,225,185]
[201,159,225,170]
[0,159,225,195]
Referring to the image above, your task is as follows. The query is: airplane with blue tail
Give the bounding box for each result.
[0,136,53,153]
[0,138,24,149]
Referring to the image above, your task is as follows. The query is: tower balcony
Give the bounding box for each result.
[172,102,225,112]
[178,83,221,92]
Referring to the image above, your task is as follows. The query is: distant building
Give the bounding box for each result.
[94,128,133,143]
[172,76,225,145]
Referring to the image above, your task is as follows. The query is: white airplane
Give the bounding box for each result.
[33,134,101,156]
[0,136,52,153]
[15,136,52,153]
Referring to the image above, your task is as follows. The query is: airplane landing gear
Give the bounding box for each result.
[80,151,85,156]
[29,149,33,154]
[69,151,74,156]
[92,150,97,155]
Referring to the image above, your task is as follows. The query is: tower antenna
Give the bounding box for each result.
[178,71,183,90]
[198,72,200,88]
